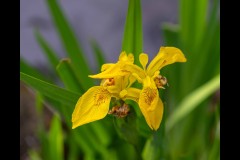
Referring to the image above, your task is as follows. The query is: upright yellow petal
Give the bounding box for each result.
[139,53,148,70]
[72,86,111,129]
[147,47,187,77]
[119,51,134,63]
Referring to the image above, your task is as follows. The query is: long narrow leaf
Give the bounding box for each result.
[20,72,80,107]
[35,30,59,70]
[90,40,106,71]
[20,59,49,82]
[166,74,220,131]
[48,115,64,160]
[122,0,142,65]
[179,0,208,51]
[46,0,93,89]
[56,58,84,93]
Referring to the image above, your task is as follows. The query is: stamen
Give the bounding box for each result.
[108,103,130,118]
[154,75,168,89]
[102,78,115,86]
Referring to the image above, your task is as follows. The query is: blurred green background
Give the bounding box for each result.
[20,0,220,160]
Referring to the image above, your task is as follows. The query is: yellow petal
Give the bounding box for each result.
[89,52,134,79]
[147,46,187,77]
[72,86,111,129]
[127,74,137,88]
[138,76,163,130]
[124,64,146,80]
[89,63,128,79]
[139,53,148,70]
[120,87,141,102]
[119,51,134,63]
[101,63,115,72]
[139,97,164,130]
[139,85,159,112]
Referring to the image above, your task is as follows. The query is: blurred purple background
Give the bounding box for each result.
[20,0,178,70]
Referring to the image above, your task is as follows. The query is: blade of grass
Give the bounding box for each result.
[191,21,220,89]
[46,0,93,90]
[122,0,142,65]
[142,113,166,160]
[35,30,59,70]
[56,58,84,93]
[90,39,106,71]
[28,150,42,160]
[193,0,208,50]
[162,23,180,47]
[179,0,208,51]
[166,74,220,132]
[161,23,181,100]
[48,115,64,160]
[20,59,49,82]
[20,72,80,107]
[134,0,143,64]
[35,92,44,115]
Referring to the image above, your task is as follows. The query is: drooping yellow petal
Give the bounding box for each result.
[137,76,164,130]
[138,97,164,130]
[147,47,187,77]
[72,86,111,129]
[139,53,148,70]
[139,84,159,112]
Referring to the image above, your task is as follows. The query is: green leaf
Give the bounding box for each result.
[48,115,64,160]
[20,58,49,82]
[122,0,143,65]
[113,107,142,155]
[162,23,180,47]
[20,72,80,107]
[46,0,93,90]
[56,58,84,93]
[179,0,208,51]
[166,74,220,131]
[90,39,106,71]
[35,30,59,70]
[208,120,220,160]
[142,112,166,160]
[28,150,42,160]
[35,92,44,115]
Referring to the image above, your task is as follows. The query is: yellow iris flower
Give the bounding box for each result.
[123,47,187,130]
[72,52,138,129]
[72,47,186,131]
